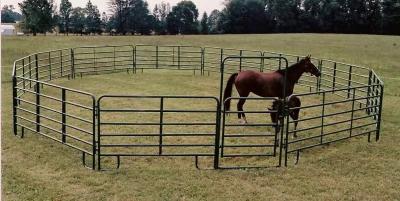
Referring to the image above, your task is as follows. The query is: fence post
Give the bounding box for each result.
[366,71,372,115]
[94,48,97,73]
[260,52,265,72]
[349,88,356,137]
[49,52,52,80]
[13,76,18,136]
[61,89,67,143]
[284,104,290,167]
[159,97,164,155]
[347,65,353,98]
[320,91,326,144]
[22,59,25,89]
[239,50,243,72]
[278,54,282,70]
[332,62,337,92]
[70,49,75,79]
[172,47,175,65]
[178,46,181,70]
[60,50,63,77]
[156,46,159,69]
[97,101,101,170]
[92,98,96,170]
[317,60,323,92]
[35,54,39,80]
[213,100,221,169]
[201,48,205,76]
[29,56,32,88]
[220,49,224,73]
[35,81,40,132]
[376,84,384,141]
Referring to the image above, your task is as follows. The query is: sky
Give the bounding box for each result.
[3,0,225,16]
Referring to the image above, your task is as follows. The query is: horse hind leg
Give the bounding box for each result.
[237,92,249,124]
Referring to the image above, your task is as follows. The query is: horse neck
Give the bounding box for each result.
[285,63,305,84]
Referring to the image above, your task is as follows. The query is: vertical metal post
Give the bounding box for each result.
[201,48,205,76]
[35,81,40,132]
[284,106,290,167]
[219,60,226,158]
[35,54,39,80]
[200,48,203,75]
[278,54,282,70]
[97,102,101,170]
[178,46,181,70]
[239,50,243,72]
[49,52,52,80]
[214,100,221,169]
[159,97,164,155]
[113,47,116,71]
[372,75,377,116]
[317,60,323,92]
[60,50,63,77]
[94,48,97,73]
[366,71,372,115]
[332,62,337,92]
[347,66,353,98]
[13,76,18,135]
[376,84,384,141]
[320,91,326,144]
[22,59,25,89]
[220,49,224,73]
[92,98,96,170]
[349,88,356,137]
[61,89,67,143]
[132,46,135,74]
[70,49,75,79]
[29,56,32,87]
[260,52,265,72]
[156,46,159,69]
[134,46,137,74]
[172,47,175,65]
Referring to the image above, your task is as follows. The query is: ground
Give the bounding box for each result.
[2,34,400,200]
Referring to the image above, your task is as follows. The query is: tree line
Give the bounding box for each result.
[3,0,400,35]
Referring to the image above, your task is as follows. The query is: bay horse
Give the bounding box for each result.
[223,55,320,124]
[269,95,301,137]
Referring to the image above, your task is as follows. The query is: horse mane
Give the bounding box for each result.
[276,61,302,75]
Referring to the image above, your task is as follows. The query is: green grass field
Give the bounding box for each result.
[2,34,400,200]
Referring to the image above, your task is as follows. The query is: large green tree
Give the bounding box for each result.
[19,0,55,35]
[1,5,22,23]
[220,0,272,33]
[108,0,154,35]
[85,0,102,34]
[70,7,86,35]
[153,2,171,34]
[382,0,400,34]
[208,9,221,34]
[59,0,72,34]
[200,12,209,34]
[166,0,199,34]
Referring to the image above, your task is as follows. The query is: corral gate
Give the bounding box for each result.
[220,97,283,168]
[97,95,221,169]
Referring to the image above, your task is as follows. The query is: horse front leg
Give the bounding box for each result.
[237,99,247,124]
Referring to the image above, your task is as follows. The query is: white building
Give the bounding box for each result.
[1,24,16,35]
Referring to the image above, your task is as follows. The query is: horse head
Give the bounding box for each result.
[301,55,321,77]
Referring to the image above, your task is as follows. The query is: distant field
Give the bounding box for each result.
[2,34,400,200]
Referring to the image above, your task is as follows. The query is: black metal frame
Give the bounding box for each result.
[12,45,384,170]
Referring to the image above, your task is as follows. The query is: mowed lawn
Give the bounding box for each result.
[2,34,400,201]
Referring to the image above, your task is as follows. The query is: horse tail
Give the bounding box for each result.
[223,73,238,112]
